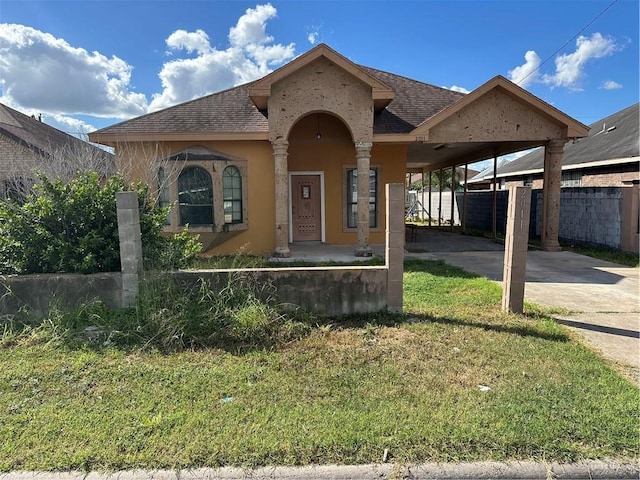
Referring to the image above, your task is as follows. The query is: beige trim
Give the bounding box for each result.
[411,76,589,139]
[248,44,394,110]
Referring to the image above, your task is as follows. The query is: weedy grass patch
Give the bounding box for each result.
[0,259,637,471]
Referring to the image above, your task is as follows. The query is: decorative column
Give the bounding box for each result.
[273,140,290,257]
[541,139,565,252]
[355,142,372,257]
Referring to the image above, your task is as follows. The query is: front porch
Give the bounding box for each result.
[269,243,386,263]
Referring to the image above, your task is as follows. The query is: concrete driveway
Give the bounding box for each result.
[405,230,640,384]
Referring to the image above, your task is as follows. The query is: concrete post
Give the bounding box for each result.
[273,140,290,257]
[386,183,405,313]
[620,182,639,253]
[355,142,372,257]
[116,191,143,308]
[541,139,565,251]
[502,186,531,314]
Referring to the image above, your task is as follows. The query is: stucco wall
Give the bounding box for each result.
[268,57,373,143]
[429,89,566,143]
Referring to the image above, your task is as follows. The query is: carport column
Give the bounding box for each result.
[355,142,372,257]
[386,183,405,313]
[116,192,143,308]
[541,139,564,252]
[273,140,290,257]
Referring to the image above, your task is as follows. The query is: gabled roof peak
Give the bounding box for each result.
[248,43,394,111]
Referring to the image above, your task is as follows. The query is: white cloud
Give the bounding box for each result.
[0,23,148,118]
[149,3,295,111]
[447,85,470,94]
[600,79,622,90]
[508,50,541,87]
[166,29,212,55]
[542,33,618,90]
[509,33,620,91]
[308,32,319,45]
[1,3,296,121]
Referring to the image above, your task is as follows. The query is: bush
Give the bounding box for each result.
[0,172,200,274]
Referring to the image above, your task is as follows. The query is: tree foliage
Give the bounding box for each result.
[0,172,200,275]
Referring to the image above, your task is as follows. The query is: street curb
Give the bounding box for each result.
[2,461,639,479]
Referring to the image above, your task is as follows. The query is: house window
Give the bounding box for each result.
[178,166,213,226]
[561,170,581,187]
[160,146,248,235]
[223,166,242,224]
[347,168,377,228]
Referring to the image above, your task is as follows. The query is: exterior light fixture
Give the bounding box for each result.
[316,113,321,140]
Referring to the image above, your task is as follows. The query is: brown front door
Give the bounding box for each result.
[292,175,322,242]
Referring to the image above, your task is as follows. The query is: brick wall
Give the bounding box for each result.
[0,134,42,196]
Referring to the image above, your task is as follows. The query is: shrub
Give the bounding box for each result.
[0,172,200,274]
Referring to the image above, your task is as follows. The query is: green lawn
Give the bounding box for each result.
[1,259,637,471]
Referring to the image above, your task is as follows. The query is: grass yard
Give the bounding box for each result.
[0,259,638,471]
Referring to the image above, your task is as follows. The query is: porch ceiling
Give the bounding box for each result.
[406,140,545,172]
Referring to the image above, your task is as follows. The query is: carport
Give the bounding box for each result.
[392,76,590,251]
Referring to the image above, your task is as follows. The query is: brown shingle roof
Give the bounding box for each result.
[496,102,639,176]
[91,64,465,137]
[0,102,112,161]
[362,66,465,133]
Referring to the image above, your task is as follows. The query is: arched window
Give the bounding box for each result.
[178,166,213,226]
[223,166,242,224]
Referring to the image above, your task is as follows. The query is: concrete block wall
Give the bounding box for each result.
[465,187,627,250]
[556,187,623,249]
[0,267,388,320]
[0,272,123,320]
[457,190,510,233]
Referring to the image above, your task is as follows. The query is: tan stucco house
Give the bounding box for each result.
[89,44,589,257]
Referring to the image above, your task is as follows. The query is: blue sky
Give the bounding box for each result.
[1,0,638,147]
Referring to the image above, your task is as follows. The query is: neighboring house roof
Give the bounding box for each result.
[0,102,112,162]
[486,102,639,179]
[90,63,465,140]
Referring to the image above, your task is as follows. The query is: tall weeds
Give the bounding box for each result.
[1,271,312,352]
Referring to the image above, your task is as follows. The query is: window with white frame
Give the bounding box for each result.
[223,166,242,224]
[346,168,377,228]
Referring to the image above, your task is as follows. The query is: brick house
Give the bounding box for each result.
[0,102,114,200]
